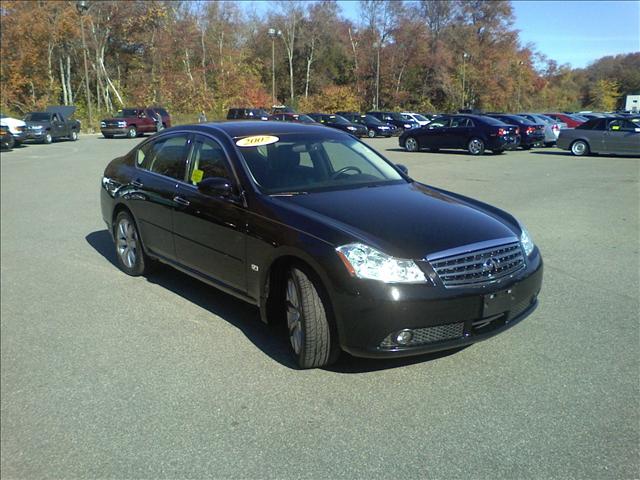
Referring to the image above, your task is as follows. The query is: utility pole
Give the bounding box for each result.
[76,1,93,131]
[461,52,468,109]
[268,28,282,106]
[375,42,381,110]
[517,60,524,111]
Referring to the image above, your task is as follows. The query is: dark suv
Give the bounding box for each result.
[227,108,271,121]
[101,107,171,138]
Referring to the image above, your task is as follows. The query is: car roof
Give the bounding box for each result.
[172,121,344,139]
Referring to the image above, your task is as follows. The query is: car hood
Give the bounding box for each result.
[269,182,518,259]
[0,117,26,128]
[25,120,51,127]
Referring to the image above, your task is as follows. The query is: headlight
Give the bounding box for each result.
[32,125,43,130]
[118,121,127,127]
[100,122,106,128]
[336,243,428,283]
[519,223,535,256]
[403,124,412,128]
[347,126,356,131]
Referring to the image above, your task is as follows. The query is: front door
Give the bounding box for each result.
[173,134,247,293]
[604,119,640,154]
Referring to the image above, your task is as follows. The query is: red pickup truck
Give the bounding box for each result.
[100,107,171,138]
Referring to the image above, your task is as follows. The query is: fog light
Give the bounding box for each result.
[395,329,413,345]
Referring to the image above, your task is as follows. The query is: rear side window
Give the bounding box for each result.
[188,136,231,185]
[577,119,605,130]
[136,134,190,180]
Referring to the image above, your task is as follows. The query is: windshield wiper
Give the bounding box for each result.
[270,191,309,196]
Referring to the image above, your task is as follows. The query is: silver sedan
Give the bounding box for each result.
[557,117,639,156]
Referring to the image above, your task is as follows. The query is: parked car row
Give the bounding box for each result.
[0,106,81,150]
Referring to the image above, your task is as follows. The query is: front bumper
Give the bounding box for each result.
[101,128,129,136]
[25,129,46,140]
[333,252,543,358]
[10,130,27,142]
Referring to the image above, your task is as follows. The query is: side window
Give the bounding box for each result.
[430,118,449,128]
[188,136,231,185]
[608,120,625,131]
[139,134,190,180]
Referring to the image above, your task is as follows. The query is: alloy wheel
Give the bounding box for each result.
[468,139,484,155]
[405,137,418,152]
[286,278,303,354]
[116,218,138,269]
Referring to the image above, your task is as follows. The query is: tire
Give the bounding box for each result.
[127,126,137,138]
[467,137,485,155]
[492,149,504,155]
[113,211,151,276]
[285,267,339,368]
[570,140,589,156]
[367,129,376,138]
[404,137,419,152]
[42,132,53,144]
[70,130,78,141]
[103,134,114,139]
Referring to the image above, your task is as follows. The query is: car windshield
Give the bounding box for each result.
[570,114,588,122]
[295,114,315,123]
[116,109,138,117]
[328,115,350,125]
[237,133,404,194]
[364,115,383,125]
[479,116,508,126]
[25,112,50,121]
[412,114,428,121]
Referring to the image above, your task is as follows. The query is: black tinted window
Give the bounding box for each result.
[188,136,230,185]
[137,135,190,180]
[578,119,605,130]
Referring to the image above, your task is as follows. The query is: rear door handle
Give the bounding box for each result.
[131,180,143,188]
[173,196,190,206]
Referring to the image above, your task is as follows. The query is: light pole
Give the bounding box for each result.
[516,60,524,111]
[76,1,93,131]
[267,28,282,106]
[461,52,469,109]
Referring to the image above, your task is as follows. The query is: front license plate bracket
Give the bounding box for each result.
[483,286,518,317]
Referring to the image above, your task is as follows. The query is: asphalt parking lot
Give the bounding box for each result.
[1,133,638,479]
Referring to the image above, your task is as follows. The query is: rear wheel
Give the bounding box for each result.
[404,137,419,152]
[114,211,151,276]
[285,267,339,369]
[467,137,485,155]
[70,130,78,141]
[127,126,137,138]
[570,140,589,156]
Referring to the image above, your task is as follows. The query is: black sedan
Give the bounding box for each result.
[101,122,543,368]
[400,114,520,155]
[307,113,367,137]
[485,114,545,149]
[336,112,395,137]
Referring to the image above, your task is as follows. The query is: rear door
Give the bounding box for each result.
[130,133,192,260]
[173,134,247,292]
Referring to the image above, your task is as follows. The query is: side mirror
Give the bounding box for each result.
[396,164,409,175]
[197,176,234,197]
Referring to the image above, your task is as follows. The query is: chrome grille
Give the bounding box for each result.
[430,241,525,288]
[380,322,464,348]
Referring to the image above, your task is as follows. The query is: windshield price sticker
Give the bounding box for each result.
[236,135,279,147]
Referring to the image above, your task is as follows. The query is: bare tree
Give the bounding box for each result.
[275,1,304,102]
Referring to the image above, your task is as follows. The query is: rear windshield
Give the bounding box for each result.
[327,115,350,125]
[236,133,404,194]
[25,112,50,121]
[479,116,507,126]
[364,115,383,125]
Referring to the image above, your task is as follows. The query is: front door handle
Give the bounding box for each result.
[173,196,190,206]
[131,180,143,188]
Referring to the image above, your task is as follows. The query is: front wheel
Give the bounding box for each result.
[42,132,53,144]
[285,267,339,368]
[114,211,152,276]
[70,130,78,141]
[367,129,376,138]
[404,137,419,152]
[467,137,485,155]
[570,140,589,156]
[127,126,137,138]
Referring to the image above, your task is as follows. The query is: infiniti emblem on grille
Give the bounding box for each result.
[482,257,500,275]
